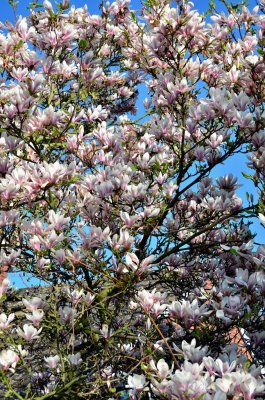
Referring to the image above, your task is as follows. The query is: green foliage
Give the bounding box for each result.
[28,1,42,10]
[8,0,19,8]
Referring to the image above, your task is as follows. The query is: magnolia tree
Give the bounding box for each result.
[0,0,265,398]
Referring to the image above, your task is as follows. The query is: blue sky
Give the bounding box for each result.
[1,0,257,20]
[1,0,263,287]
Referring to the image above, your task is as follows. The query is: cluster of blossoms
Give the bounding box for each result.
[0,0,264,398]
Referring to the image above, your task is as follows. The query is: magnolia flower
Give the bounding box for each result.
[83,292,95,306]
[67,288,84,304]
[52,249,66,264]
[125,253,154,276]
[48,210,70,230]
[100,324,113,339]
[169,299,211,328]
[22,297,44,311]
[44,355,60,369]
[136,288,167,316]
[0,349,19,371]
[173,339,208,363]
[26,309,44,326]
[16,345,28,358]
[0,278,9,297]
[258,213,265,225]
[68,353,82,366]
[0,312,15,330]
[127,374,147,391]
[150,359,172,380]
[43,0,53,12]
[203,356,236,377]
[58,306,76,323]
[10,67,28,82]
[17,324,42,341]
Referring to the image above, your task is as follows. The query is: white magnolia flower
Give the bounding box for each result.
[44,355,60,369]
[100,324,113,339]
[127,374,147,391]
[68,353,82,366]
[26,309,44,326]
[150,359,172,380]
[0,349,19,371]
[16,345,28,358]
[0,278,10,297]
[68,288,84,304]
[0,312,15,329]
[173,338,208,363]
[22,297,44,311]
[58,306,76,323]
[258,213,265,225]
[17,324,42,341]
[83,292,95,306]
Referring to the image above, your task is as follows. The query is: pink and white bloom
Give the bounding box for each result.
[68,353,82,366]
[0,349,19,371]
[17,324,42,341]
[26,309,44,326]
[44,355,60,369]
[0,312,15,330]
[127,374,148,392]
[22,297,45,311]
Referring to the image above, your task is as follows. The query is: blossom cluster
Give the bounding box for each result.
[0,0,264,398]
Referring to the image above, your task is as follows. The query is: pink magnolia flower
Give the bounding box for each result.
[58,306,76,323]
[0,349,19,371]
[0,278,9,297]
[44,355,60,369]
[173,339,208,363]
[48,210,70,231]
[26,309,44,327]
[22,297,44,311]
[150,359,172,380]
[168,299,211,328]
[0,312,15,330]
[125,253,154,276]
[17,324,42,341]
[66,288,84,304]
[43,0,53,12]
[83,292,95,306]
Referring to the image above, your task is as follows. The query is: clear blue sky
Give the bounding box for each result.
[2,0,257,20]
[1,0,263,287]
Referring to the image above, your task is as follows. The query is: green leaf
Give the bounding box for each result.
[130,12,137,22]
[8,0,19,7]
[27,2,42,9]
[194,394,206,400]
[244,360,251,369]
[229,248,238,255]
[142,0,156,6]
[80,88,89,101]
[141,362,147,371]
[242,172,253,180]
[48,84,55,105]
[36,135,44,144]
[145,347,152,355]
[16,40,24,49]
[221,42,227,51]
[78,39,88,50]
[205,0,216,15]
